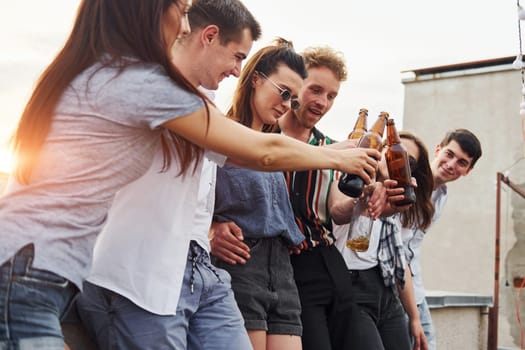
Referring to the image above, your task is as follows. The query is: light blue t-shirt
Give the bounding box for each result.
[0,61,204,289]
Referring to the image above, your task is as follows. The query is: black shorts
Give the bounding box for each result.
[213,236,302,336]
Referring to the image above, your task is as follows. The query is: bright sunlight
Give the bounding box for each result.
[0,149,14,174]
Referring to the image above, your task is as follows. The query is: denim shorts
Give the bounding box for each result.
[76,241,252,350]
[0,244,77,349]
[213,236,302,336]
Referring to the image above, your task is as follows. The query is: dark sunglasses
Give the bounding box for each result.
[256,71,300,110]
[408,156,418,173]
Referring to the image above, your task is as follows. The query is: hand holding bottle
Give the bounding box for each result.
[336,147,381,186]
[365,181,388,219]
[384,118,416,205]
[385,177,417,211]
[339,111,389,197]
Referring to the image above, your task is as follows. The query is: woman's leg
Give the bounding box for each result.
[247,330,267,350]
[267,334,301,350]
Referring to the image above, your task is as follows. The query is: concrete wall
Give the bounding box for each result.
[403,64,525,348]
[427,291,491,350]
[432,306,489,350]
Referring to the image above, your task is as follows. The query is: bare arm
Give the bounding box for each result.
[399,265,428,350]
[329,182,360,225]
[322,138,359,150]
[162,104,380,180]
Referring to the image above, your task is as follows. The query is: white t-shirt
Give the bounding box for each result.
[191,156,217,251]
[0,62,204,290]
[333,219,381,270]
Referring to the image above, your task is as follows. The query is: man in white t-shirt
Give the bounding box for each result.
[401,128,482,350]
[74,1,261,349]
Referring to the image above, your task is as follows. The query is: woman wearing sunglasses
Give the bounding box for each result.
[211,38,306,350]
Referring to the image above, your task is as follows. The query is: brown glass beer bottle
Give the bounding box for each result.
[347,108,368,140]
[385,118,416,205]
[338,111,389,197]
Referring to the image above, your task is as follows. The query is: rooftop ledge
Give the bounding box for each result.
[426,290,493,309]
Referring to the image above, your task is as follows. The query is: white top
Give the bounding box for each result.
[88,148,224,315]
[401,184,448,304]
[191,156,217,251]
[192,87,218,251]
[87,85,222,315]
[333,217,381,270]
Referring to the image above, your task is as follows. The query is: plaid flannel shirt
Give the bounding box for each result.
[377,215,406,288]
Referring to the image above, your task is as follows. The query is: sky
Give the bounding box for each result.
[0,0,519,172]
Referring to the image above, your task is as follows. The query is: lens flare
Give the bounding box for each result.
[0,150,14,174]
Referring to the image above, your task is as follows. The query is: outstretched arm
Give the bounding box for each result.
[162,103,380,179]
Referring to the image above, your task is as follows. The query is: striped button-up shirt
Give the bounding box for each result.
[284,127,338,248]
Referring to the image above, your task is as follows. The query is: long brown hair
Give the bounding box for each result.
[11,0,206,184]
[399,131,434,231]
[227,38,307,133]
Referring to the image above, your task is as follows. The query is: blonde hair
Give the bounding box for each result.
[301,46,347,81]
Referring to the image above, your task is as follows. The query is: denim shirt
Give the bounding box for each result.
[214,164,304,246]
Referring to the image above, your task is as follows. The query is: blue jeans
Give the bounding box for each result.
[0,244,77,349]
[418,299,436,350]
[76,241,252,350]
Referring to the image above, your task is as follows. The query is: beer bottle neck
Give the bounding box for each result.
[369,113,388,138]
[386,120,401,145]
[348,109,368,140]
